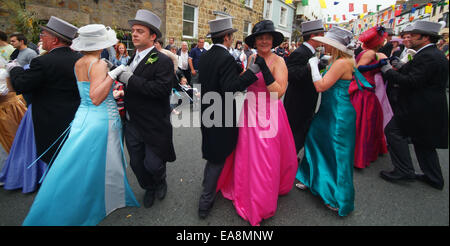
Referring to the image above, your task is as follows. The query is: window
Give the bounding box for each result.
[245,0,253,8]
[265,0,273,19]
[280,7,287,27]
[183,4,198,38]
[243,21,252,38]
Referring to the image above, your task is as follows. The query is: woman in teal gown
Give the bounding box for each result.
[295,27,361,216]
[23,24,139,226]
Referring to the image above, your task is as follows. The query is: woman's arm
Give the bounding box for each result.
[89,60,114,106]
[266,55,288,99]
[356,49,376,66]
[313,59,349,92]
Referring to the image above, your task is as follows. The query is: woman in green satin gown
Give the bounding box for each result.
[295,27,358,216]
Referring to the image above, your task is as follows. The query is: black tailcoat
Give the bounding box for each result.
[10,47,81,163]
[124,49,177,162]
[199,45,257,163]
[283,44,318,152]
[383,44,449,149]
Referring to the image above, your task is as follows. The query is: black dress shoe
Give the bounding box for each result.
[380,170,415,182]
[144,190,155,208]
[198,209,210,219]
[156,180,167,200]
[415,174,444,190]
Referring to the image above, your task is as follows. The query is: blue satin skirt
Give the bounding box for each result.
[296,79,356,216]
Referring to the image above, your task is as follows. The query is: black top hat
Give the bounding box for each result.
[244,20,284,49]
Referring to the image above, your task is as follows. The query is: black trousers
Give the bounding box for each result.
[125,120,166,191]
[385,116,444,187]
[198,160,224,211]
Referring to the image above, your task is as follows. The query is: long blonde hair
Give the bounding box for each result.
[330,47,355,67]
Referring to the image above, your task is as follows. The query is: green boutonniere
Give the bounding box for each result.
[145,52,159,64]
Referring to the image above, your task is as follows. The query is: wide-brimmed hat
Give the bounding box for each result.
[206,17,238,38]
[390,36,403,44]
[70,24,118,52]
[301,19,325,36]
[312,27,356,56]
[244,20,284,49]
[359,26,388,50]
[40,16,78,43]
[128,9,162,38]
[407,20,443,38]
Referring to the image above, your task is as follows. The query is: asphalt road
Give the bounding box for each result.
[0,93,448,226]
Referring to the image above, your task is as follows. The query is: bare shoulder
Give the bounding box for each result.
[376,52,388,60]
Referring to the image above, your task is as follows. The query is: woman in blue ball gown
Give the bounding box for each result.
[23,24,139,226]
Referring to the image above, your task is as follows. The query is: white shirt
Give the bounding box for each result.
[178,50,189,70]
[214,44,228,51]
[131,46,154,71]
[303,42,316,55]
[415,43,434,55]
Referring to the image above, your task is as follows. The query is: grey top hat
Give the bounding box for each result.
[129,9,162,38]
[385,28,394,36]
[301,19,325,36]
[312,27,356,56]
[40,16,78,43]
[207,17,238,38]
[407,20,443,38]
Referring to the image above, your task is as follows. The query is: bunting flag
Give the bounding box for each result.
[377,4,382,11]
[411,7,416,14]
[425,5,432,14]
[319,0,327,9]
[363,4,368,13]
[413,4,419,8]
[328,16,332,22]
[349,3,354,12]
[333,14,336,21]
[285,0,293,4]
[343,14,346,21]
[334,2,339,5]
[391,5,396,11]
[403,3,407,10]
[410,16,415,22]
[302,0,308,6]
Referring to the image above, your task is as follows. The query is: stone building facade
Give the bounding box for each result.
[1,0,264,50]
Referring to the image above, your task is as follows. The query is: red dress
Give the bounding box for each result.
[349,50,388,169]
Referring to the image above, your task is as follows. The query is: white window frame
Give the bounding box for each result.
[265,0,273,20]
[182,3,198,39]
[280,6,288,27]
[245,0,253,9]
[243,21,252,38]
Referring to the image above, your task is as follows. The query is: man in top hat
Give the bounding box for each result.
[284,19,325,162]
[6,16,81,165]
[197,16,265,219]
[379,20,449,190]
[378,27,395,57]
[111,9,176,208]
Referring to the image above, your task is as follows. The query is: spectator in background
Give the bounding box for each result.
[378,27,394,57]
[165,37,175,50]
[178,41,191,85]
[112,42,130,66]
[155,39,178,74]
[189,37,206,85]
[9,33,38,66]
[0,31,14,61]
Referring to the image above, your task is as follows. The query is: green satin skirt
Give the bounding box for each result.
[296,78,356,216]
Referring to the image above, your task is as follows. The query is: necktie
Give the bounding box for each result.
[132,54,140,72]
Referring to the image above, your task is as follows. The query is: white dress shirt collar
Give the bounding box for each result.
[303,42,316,55]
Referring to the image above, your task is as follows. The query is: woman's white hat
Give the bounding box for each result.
[312,27,356,56]
[70,24,118,52]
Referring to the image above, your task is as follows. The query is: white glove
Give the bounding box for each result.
[107,65,126,80]
[0,68,9,96]
[5,60,21,73]
[308,56,322,82]
[400,49,416,63]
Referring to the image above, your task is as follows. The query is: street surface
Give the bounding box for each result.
[0,93,448,226]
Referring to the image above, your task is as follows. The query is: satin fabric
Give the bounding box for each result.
[0,92,27,153]
[296,72,356,217]
[217,64,298,226]
[23,80,139,226]
[349,51,388,169]
[0,104,47,193]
